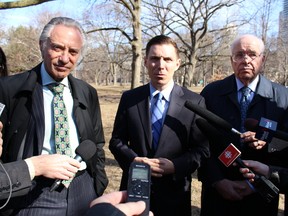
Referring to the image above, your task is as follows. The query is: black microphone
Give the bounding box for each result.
[196,118,247,167]
[185,100,242,136]
[49,140,97,192]
[196,118,246,164]
[196,118,279,202]
[245,118,288,142]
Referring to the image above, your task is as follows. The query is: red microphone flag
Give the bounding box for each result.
[218,143,241,167]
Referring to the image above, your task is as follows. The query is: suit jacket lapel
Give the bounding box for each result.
[137,85,152,149]
[157,85,184,150]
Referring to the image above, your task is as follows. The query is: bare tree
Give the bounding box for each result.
[4,26,41,73]
[87,0,142,89]
[143,0,247,87]
[0,0,54,9]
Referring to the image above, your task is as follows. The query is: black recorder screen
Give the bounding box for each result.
[132,168,148,180]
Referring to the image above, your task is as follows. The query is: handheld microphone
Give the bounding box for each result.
[196,118,279,202]
[196,118,242,166]
[49,140,97,192]
[245,118,288,142]
[185,100,241,136]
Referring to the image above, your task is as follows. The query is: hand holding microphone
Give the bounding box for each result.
[49,140,97,192]
[245,117,288,142]
[184,100,266,149]
[238,160,270,182]
[196,118,279,202]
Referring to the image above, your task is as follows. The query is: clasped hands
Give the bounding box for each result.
[134,157,175,177]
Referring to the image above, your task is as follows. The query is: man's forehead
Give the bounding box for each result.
[148,44,177,56]
[233,42,260,53]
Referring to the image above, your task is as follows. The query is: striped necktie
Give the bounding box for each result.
[151,93,165,150]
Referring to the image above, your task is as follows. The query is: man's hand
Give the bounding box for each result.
[241,131,266,149]
[239,160,270,182]
[214,179,253,200]
[134,157,163,177]
[134,157,175,177]
[28,154,81,180]
[89,191,153,216]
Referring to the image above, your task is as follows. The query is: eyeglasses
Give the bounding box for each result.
[231,52,262,63]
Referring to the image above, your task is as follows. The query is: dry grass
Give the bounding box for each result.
[96,84,285,216]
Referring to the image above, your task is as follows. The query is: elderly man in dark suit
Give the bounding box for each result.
[198,34,288,216]
[0,17,108,216]
[109,35,210,216]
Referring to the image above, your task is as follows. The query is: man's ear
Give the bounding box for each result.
[39,41,44,58]
[176,58,181,70]
[144,56,147,66]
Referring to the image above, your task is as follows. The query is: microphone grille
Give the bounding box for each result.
[75,140,97,161]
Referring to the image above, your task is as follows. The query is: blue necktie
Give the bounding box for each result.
[151,93,165,150]
[240,86,251,132]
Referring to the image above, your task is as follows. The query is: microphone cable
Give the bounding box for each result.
[0,161,12,209]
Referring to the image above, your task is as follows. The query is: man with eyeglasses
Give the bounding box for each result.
[198,34,288,216]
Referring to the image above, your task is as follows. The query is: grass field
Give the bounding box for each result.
[96,84,285,216]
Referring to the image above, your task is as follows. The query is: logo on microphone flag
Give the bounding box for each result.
[218,143,241,167]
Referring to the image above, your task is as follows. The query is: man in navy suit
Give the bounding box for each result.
[198,34,288,216]
[0,17,108,216]
[109,35,210,216]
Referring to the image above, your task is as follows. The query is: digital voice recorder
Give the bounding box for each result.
[127,161,151,216]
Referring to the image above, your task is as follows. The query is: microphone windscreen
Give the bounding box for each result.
[75,140,97,161]
[244,118,259,131]
[185,100,233,132]
[196,118,232,153]
[196,118,224,141]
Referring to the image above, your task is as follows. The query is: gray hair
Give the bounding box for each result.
[39,17,87,63]
[230,34,265,54]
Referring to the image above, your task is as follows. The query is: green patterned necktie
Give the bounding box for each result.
[50,83,73,187]
[50,84,72,157]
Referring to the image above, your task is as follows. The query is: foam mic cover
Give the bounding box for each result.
[244,118,258,131]
[196,118,226,143]
[74,140,97,162]
[185,100,241,135]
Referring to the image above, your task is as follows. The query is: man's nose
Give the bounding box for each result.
[59,50,69,63]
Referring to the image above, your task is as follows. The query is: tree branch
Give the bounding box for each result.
[86,27,132,42]
[0,0,54,9]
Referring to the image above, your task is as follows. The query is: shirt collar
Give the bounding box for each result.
[149,81,174,102]
[40,63,69,88]
[236,75,259,92]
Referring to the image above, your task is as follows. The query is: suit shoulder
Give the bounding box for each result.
[121,85,148,98]
[181,86,201,96]
[0,71,30,85]
[202,79,225,93]
[271,81,288,92]
[69,76,97,92]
